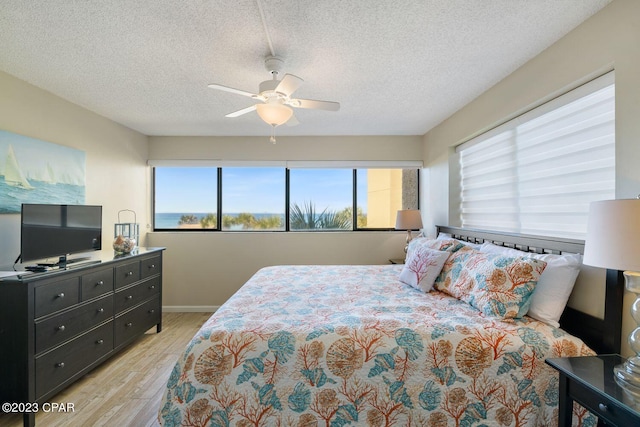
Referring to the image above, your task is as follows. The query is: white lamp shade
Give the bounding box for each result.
[395,209,423,230]
[256,103,293,126]
[583,199,640,271]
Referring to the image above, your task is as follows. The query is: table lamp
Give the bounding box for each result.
[583,198,640,396]
[395,209,423,254]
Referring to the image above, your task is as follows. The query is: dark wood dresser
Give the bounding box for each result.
[0,247,164,427]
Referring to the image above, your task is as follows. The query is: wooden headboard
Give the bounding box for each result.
[435,225,624,355]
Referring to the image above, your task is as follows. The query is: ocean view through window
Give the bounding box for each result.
[222,167,285,231]
[154,167,218,230]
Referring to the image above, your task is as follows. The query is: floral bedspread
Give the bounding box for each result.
[159,265,595,427]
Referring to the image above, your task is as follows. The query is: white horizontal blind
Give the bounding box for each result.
[457,72,615,239]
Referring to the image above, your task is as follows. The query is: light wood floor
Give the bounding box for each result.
[0,312,212,427]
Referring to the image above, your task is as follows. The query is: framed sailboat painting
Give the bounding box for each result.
[0,130,86,214]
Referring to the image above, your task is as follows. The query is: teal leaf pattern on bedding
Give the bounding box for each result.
[158,265,595,426]
[268,331,296,364]
[419,380,441,410]
[237,356,264,385]
[288,382,312,412]
[395,328,424,361]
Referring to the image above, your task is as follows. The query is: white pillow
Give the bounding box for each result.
[400,245,450,292]
[479,242,582,327]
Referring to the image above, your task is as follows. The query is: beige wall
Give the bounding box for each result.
[0,71,149,267]
[147,135,423,309]
[148,135,422,163]
[422,0,640,356]
[148,231,407,309]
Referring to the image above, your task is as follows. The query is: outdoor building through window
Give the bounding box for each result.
[356,169,419,229]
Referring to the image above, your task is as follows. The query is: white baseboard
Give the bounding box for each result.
[162,306,219,313]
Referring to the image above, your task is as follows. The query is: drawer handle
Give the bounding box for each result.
[126,295,133,300]
[149,285,155,289]
[96,339,104,345]
[598,403,608,412]
[126,322,133,327]
[97,308,104,313]
[149,264,155,269]
[57,292,65,298]
[56,362,65,368]
[149,309,155,313]
[97,280,104,286]
[57,325,65,331]
[127,271,133,277]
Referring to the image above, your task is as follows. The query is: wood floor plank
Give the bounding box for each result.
[0,312,211,427]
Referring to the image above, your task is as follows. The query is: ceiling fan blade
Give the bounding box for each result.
[208,83,257,98]
[275,74,304,96]
[291,98,340,111]
[286,114,300,127]
[225,105,257,118]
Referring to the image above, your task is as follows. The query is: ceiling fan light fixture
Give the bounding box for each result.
[256,103,293,126]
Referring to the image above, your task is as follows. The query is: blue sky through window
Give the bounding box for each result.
[289,169,353,212]
[155,167,217,213]
[155,167,365,214]
[223,167,285,213]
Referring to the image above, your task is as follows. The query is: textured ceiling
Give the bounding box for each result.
[0,0,611,137]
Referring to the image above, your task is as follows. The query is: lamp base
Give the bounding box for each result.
[614,358,640,398]
[404,230,413,254]
[616,271,640,398]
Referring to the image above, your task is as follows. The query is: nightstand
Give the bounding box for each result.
[546,355,640,426]
[389,258,405,264]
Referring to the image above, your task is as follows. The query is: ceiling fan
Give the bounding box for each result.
[208,56,340,140]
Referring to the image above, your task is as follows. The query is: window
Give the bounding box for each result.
[152,163,421,231]
[457,71,615,239]
[221,167,285,231]
[289,169,353,230]
[356,169,419,229]
[154,167,218,230]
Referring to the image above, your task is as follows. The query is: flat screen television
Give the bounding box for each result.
[21,204,102,264]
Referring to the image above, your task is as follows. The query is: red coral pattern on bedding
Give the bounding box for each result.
[158,265,594,427]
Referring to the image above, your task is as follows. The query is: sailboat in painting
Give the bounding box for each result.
[4,144,34,189]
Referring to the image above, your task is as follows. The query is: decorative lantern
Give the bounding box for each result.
[113,209,139,254]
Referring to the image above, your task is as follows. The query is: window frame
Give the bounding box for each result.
[152,165,420,232]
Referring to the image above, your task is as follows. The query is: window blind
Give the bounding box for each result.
[457,71,615,239]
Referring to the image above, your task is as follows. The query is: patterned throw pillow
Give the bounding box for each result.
[399,245,450,292]
[405,237,466,259]
[435,248,547,319]
[479,243,581,327]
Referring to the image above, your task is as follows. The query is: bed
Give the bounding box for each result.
[158,226,623,427]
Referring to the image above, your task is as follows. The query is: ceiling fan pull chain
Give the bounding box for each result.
[270,126,277,144]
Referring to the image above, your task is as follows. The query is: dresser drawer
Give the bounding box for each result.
[81,268,114,301]
[34,277,80,318]
[141,255,161,279]
[115,261,140,288]
[114,276,160,313]
[35,321,113,399]
[35,294,114,354]
[115,296,160,348]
